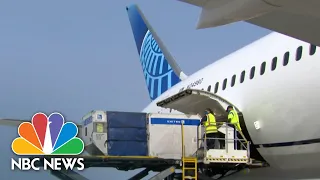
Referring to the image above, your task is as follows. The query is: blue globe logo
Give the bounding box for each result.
[139,30,178,100]
[139,30,172,78]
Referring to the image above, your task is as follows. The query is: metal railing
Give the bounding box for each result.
[181,120,186,158]
[196,122,250,159]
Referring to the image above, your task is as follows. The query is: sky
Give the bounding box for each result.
[0,0,271,179]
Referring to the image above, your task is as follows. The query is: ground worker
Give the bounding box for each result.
[226,105,242,149]
[200,108,224,149]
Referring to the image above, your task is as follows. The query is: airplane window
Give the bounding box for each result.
[240,70,245,83]
[283,52,289,66]
[222,78,227,90]
[214,82,219,93]
[271,57,277,71]
[310,44,316,55]
[207,85,211,92]
[296,46,302,61]
[250,66,255,79]
[231,75,236,87]
[260,62,266,75]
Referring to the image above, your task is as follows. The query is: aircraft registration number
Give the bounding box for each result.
[179,78,204,92]
[187,78,203,89]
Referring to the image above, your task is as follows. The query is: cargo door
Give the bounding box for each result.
[156,89,241,117]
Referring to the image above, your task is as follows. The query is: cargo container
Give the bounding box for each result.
[147,113,201,159]
[82,110,201,159]
[82,110,148,156]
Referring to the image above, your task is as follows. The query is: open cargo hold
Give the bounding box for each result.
[82,110,201,159]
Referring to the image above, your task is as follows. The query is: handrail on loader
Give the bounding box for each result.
[197,122,250,162]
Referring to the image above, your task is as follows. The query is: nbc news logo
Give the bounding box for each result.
[11,112,85,171]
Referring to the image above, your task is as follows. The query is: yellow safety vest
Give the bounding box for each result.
[204,113,218,134]
[228,109,241,131]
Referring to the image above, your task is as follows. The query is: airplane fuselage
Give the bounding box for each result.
[142,32,320,178]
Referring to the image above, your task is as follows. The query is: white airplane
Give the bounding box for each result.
[178,0,320,47]
[126,4,320,180]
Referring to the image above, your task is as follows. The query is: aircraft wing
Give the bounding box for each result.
[246,11,320,47]
[0,118,83,129]
[179,0,320,46]
[0,119,29,127]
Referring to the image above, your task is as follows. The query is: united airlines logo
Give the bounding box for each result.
[139,30,180,100]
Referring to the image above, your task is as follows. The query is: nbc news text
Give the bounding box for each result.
[11,157,84,171]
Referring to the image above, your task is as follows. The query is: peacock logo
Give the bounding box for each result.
[11,112,84,155]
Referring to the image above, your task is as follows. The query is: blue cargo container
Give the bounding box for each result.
[106,111,148,156]
[107,111,148,128]
[107,141,148,156]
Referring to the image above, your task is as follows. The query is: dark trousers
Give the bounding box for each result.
[205,132,225,149]
[228,124,242,150]
[235,131,242,150]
